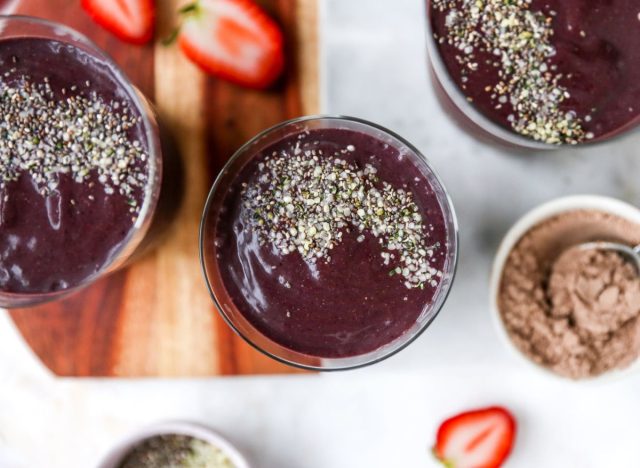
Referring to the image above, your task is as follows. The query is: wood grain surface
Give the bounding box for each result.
[8,0,318,377]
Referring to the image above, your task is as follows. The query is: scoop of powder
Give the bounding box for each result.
[548,248,640,375]
[498,210,640,379]
[549,248,640,333]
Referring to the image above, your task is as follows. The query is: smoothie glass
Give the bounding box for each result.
[200,116,459,370]
[0,16,163,308]
[425,1,640,150]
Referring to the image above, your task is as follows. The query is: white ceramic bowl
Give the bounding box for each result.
[97,421,251,468]
[489,195,640,383]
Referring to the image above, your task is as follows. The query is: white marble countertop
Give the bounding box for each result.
[2,0,640,467]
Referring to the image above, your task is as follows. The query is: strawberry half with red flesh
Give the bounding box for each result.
[178,0,285,89]
[433,406,516,468]
[82,0,155,45]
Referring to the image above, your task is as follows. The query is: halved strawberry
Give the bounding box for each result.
[82,0,155,45]
[433,406,516,468]
[176,0,285,89]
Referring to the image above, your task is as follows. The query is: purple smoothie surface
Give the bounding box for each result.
[212,128,449,358]
[0,38,148,294]
[430,0,640,143]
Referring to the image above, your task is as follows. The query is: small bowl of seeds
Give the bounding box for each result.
[97,421,250,468]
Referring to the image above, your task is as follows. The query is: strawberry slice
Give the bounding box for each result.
[82,0,155,45]
[177,0,285,89]
[433,406,516,468]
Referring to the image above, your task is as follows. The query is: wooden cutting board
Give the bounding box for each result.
[8,0,318,377]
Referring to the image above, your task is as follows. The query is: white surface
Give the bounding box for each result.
[2,0,640,467]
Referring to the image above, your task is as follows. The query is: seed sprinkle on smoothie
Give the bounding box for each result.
[0,69,149,210]
[241,142,443,290]
[432,0,586,144]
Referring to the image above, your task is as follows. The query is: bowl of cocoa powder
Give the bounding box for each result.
[490,196,640,381]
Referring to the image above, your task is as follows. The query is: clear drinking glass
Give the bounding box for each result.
[200,116,459,370]
[426,0,640,150]
[0,16,164,307]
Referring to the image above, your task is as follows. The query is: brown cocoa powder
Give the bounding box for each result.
[498,209,640,379]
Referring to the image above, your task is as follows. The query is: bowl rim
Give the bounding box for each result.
[489,194,640,384]
[95,420,251,468]
[199,114,460,371]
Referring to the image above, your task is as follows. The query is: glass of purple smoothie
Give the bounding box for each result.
[200,116,458,370]
[426,0,640,149]
[0,16,163,307]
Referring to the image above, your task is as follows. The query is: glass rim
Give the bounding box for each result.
[0,15,163,302]
[199,115,460,371]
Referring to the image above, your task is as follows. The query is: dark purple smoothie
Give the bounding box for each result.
[0,38,149,295]
[211,128,449,358]
[429,0,640,144]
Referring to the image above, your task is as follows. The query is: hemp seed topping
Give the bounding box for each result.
[118,434,236,468]
[0,73,149,208]
[241,142,443,290]
[433,0,586,144]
